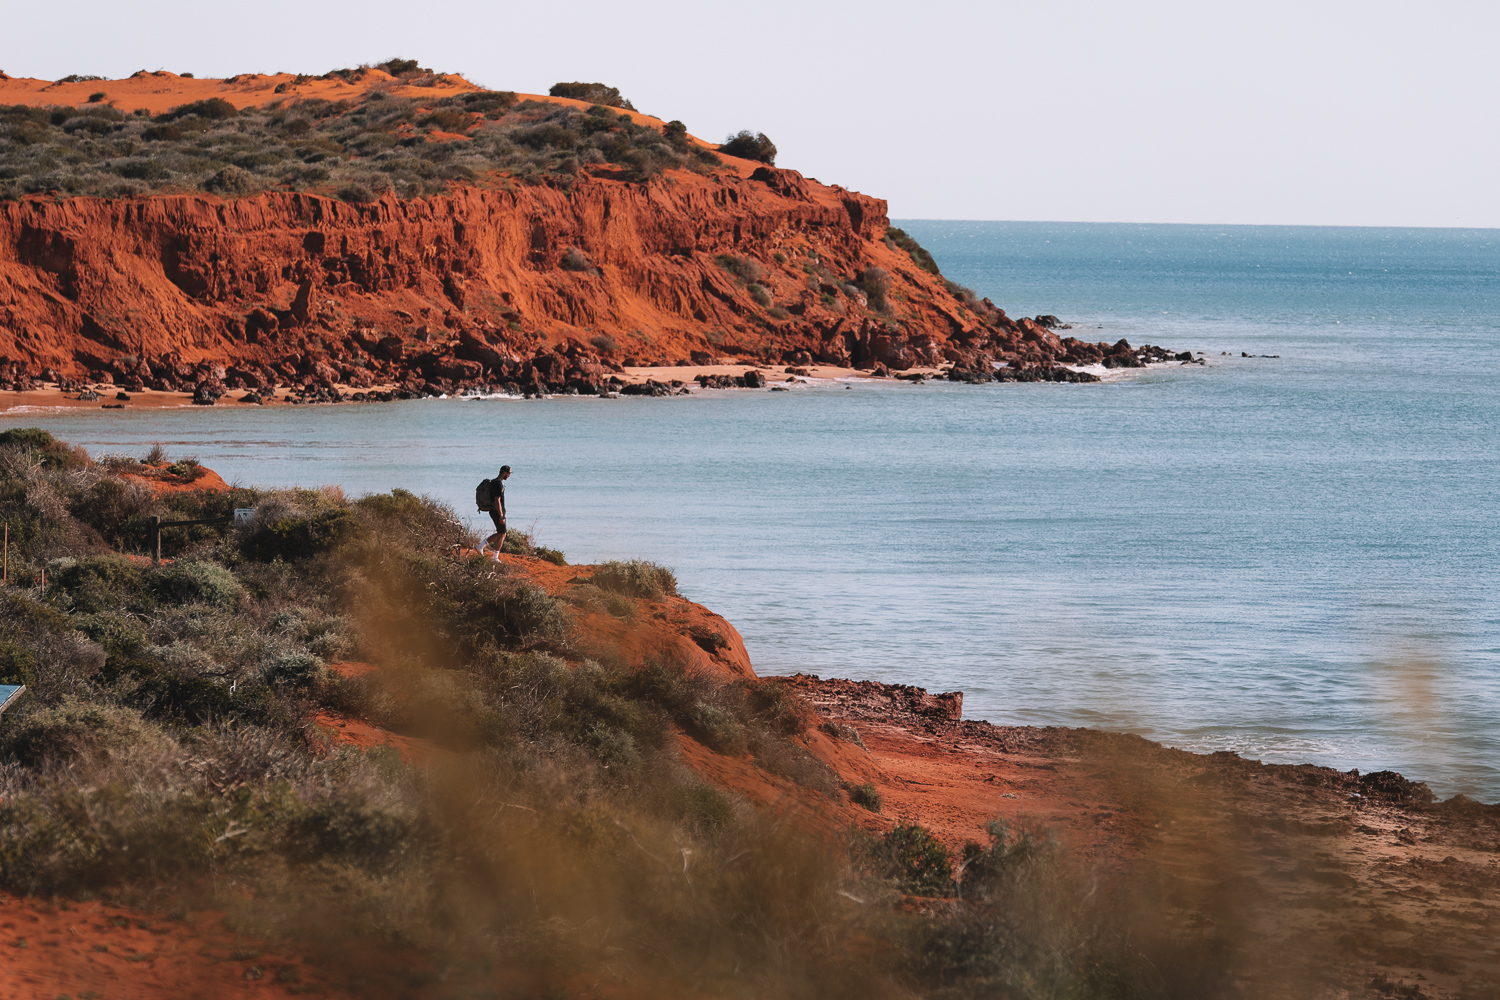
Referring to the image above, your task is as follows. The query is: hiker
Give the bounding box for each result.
[476,465,511,559]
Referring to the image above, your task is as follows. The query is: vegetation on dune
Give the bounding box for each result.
[719,129,777,165]
[0,74,721,202]
[548,80,637,111]
[0,429,1245,997]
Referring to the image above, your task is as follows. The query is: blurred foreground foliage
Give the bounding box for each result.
[0,429,1241,998]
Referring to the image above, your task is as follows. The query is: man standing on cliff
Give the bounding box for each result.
[478,465,511,559]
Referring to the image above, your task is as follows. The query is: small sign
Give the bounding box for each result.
[0,684,24,716]
[233,509,256,526]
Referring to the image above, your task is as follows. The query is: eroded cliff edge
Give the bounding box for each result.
[0,73,1171,393]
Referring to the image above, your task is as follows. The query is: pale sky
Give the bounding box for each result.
[4,0,1496,227]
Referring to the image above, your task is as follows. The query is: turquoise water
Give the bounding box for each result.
[5,222,1498,799]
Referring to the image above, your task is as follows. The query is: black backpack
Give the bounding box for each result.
[475,478,494,512]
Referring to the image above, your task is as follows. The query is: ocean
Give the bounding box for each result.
[6,221,1498,798]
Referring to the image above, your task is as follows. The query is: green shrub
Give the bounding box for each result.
[153,560,241,607]
[714,253,763,283]
[738,677,812,735]
[353,489,472,556]
[849,783,881,812]
[287,794,423,868]
[719,130,776,164]
[0,428,90,469]
[548,81,636,110]
[379,58,428,77]
[157,98,237,122]
[242,509,363,561]
[857,266,891,312]
[663,782,735,829]
[204,165,257,195]
[958,820,1056,899]
[885,227,941,275]
[591,560,677,601]
[48,554,150,614]
[0,641,38,688]
[883,823,952,895]
[68,477,159,551]
[264,651,325,687]
[559,246,594,272]
[686,700,748,755]
[564,583,634,620]
[2,701,174,768]
[747,282,772,307]
[689,626,727,653]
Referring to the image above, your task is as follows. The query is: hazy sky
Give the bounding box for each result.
[5,0,1496,227]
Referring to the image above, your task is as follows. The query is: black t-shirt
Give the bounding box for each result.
[495,477,506,517]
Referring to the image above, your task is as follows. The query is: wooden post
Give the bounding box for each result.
[150,514,161,565]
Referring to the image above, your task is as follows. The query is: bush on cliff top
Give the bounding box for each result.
[548,81,637,110]
[719,129,777,165]
[590,559,678,601]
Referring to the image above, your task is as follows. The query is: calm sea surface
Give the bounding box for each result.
[6,222,1498,798]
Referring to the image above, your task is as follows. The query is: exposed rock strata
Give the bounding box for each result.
[0,150,1174,394]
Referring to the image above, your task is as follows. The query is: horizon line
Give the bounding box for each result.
[887,218,1500,233]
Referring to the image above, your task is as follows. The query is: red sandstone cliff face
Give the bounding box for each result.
[0,70,1162,391]
[0,166,1029,382]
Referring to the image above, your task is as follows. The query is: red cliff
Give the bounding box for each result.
[0,72,1158,394]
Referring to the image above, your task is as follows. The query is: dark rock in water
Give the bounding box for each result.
[947,367,994,384]
[621,379,675,397]
[739,370,768,388]
[1034,315,1063,329]
[993,365,1101,384]
[696,374,738,389]
[1176,352,1193,361]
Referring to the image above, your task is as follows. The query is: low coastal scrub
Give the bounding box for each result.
[0,75,722,201]
[886,226,942,275]
[590,558,678,600]
[0,430,1242,998]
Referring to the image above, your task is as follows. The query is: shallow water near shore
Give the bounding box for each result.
[7,222,1499,799]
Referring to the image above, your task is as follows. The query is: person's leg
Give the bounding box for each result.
[489,509,506,559]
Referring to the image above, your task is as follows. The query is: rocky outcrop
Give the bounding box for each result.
[0,163,1159,391]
